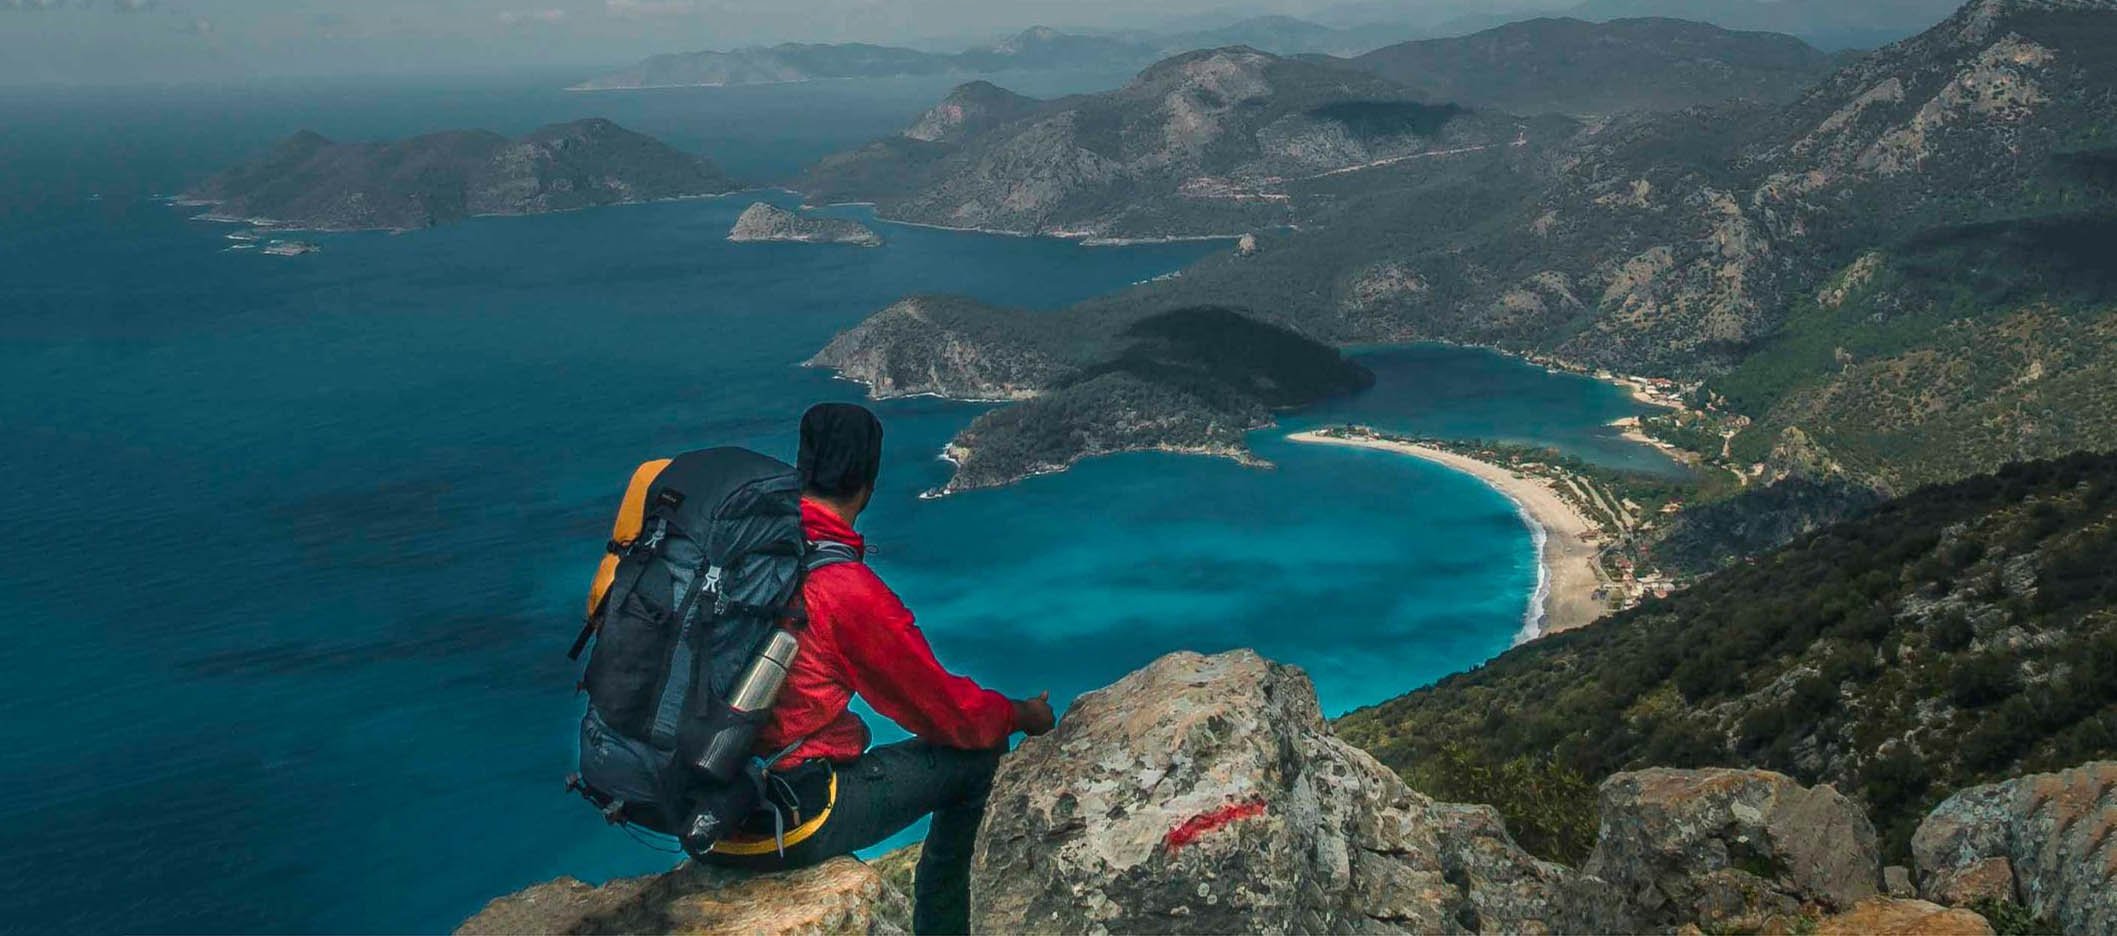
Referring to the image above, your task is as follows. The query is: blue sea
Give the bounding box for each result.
[0,73,1664,933]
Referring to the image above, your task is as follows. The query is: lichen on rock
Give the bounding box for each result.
[1585,768,1881,930]
[1912,761,2117,935]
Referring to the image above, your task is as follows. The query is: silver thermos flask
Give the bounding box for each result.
[693,629,800,781]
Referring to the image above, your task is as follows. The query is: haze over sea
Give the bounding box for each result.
[0,72,1662,933]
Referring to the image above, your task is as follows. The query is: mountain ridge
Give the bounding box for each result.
[1344,16,1841,116]
[794,46,1524,241]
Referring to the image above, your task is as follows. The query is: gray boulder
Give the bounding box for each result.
[1913,761,2117,935]
[969,650,1621,934]
[1883,864,1916,898]
[456,856,908,935]
[1586,768,1880,930]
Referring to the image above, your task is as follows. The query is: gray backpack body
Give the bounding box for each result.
[564,447,854,851]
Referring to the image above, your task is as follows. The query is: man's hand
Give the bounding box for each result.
[1013,691,1056,737]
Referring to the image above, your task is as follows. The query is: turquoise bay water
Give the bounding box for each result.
[0,78,1659,933]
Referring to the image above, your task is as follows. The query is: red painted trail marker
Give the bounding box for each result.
[1163,800,1267,850]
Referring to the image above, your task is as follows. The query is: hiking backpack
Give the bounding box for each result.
[564,447,856,855]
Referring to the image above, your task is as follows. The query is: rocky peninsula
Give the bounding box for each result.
[806,299,1371,494]
[727,202,882,247]
[465,650,2107,934]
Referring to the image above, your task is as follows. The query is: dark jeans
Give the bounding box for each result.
[706,739,1003,935]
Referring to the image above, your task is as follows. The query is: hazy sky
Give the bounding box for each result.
[0,0,1553,85]
[0,0,1969,86]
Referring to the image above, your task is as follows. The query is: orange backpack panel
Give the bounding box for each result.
[586,458,672,619]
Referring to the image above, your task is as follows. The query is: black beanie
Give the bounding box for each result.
[797,402,885,497]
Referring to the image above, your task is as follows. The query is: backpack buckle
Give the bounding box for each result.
[702,565,728,616]
[635,518,667,555]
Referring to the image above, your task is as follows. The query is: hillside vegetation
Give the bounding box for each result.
[1719,213,2117,494]
[1339,451,2117,863]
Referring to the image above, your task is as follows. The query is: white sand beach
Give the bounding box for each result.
[1289,430,1610,637]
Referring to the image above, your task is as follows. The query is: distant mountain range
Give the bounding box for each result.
[571,20,1417,91]
[1343,17,1842,115]
[184,119,735,232]
[1396,0,1972,51]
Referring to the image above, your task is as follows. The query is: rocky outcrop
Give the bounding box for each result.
[1586,769,1881,930]
[966,651,1920,934]
[1912,761,2117,935]
[456,857,907,935]
[902,82,1042,145]
[728,203,882,247]
[803,295,1061,401]
[186,120,735,232]
[971,650,1624,934]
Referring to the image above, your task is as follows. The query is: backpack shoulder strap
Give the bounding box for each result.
[802,540,861,573]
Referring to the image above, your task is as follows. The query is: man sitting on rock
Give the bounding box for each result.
[704,402,1057,935]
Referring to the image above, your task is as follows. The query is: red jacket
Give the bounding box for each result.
[756,499,1016,766]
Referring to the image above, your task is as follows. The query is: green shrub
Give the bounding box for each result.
[1971,898,2056,936]
[1949,652,2023,709]
[1400,743,1600,865]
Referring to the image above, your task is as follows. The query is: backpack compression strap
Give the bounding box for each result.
[803,540,861,572]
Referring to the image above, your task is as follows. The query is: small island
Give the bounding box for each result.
[727,203,882,247]
[183,119,736,233]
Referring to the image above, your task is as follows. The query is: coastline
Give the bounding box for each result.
[1287,430,1609,639]
[1608,415,1691,464]
[866,213,1250,247]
